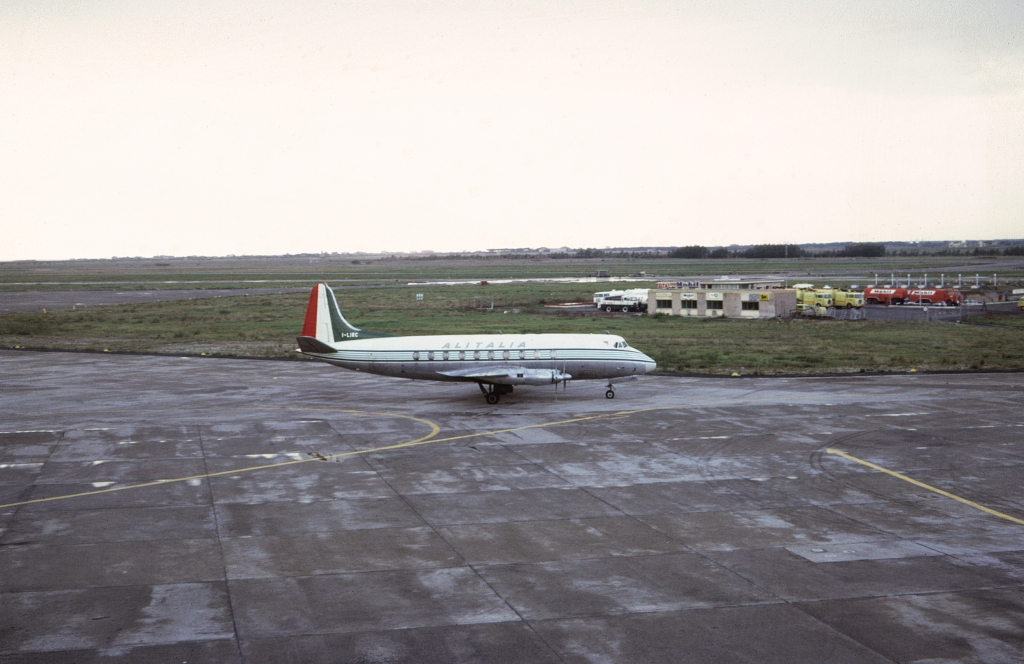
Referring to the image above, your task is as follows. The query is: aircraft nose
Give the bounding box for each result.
[642,354,657,374]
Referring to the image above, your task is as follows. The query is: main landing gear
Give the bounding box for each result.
[479,383,513,404]
[605,383,615,399]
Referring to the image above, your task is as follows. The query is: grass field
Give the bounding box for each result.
[966,313,1024,329]
[3,282,1022,374]
[3,255,1023,291]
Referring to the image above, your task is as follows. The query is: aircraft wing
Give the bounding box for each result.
[438,366,570,386]
[437,366,522,379]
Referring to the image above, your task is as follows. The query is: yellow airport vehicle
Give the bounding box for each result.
[833,289,864,308]
[794,285,833,314]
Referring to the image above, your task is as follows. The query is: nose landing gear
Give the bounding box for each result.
[605,383,615,399]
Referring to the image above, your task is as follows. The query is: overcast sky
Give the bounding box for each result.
[2,1,1022,260]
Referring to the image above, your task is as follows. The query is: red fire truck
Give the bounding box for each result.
[863,287,908,305]
[907,288,962,306]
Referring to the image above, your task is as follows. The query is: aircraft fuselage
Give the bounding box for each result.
[302,333,656,382]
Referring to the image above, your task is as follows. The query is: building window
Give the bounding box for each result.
[681,300,697,309]
[706,301,723,310]
[656,299,673,309]
[413,351,420,361]
[741,301,760,311]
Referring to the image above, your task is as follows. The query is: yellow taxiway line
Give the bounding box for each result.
[0,407,649,511]
[826,448,1024,526]
[9,401,1014,518]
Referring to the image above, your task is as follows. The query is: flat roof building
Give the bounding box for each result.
[649,278,796,319]
[656,277,786,291]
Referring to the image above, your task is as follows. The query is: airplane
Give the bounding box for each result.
[295,283,657,403]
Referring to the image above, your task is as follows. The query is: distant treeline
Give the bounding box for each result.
[409,249,664,260]
[666,242,885,259]
[906,246,1024,257]
[812,243,887,258]
[667,242,1024,258]
[406,242,1023,261]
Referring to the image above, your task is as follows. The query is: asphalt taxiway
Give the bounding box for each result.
[1,350,1022,663]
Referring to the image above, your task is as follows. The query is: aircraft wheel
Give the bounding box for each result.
[485,393,500,405]
[605,389,615,399]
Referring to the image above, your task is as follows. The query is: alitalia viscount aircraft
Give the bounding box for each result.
[295,283,657,403]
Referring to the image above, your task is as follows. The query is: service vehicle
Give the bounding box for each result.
[595,289,649,312]
[834,289,864,308]
[863,286,908,305]
[906,288,962,306]
[794,285,833,314]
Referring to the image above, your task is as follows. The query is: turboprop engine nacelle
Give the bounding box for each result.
[488,369,572,386]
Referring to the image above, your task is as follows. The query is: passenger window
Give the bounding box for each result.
[473,350,480,360]
[428,351,434,360]
[502,350,510,360]
[487,350,494,360]
[459,350,465,360]
[413,351,420,361]
[518,350,525,360]
[551,350,557,359]
[442,351,449,360]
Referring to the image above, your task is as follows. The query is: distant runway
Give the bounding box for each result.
[1,351,1023,663]
[0,288,308,313]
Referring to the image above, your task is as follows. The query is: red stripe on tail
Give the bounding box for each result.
[300,285,319,338]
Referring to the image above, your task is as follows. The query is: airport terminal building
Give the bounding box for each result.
[648,277,797,319]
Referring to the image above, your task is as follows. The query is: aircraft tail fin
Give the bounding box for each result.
[298,283,391,347]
